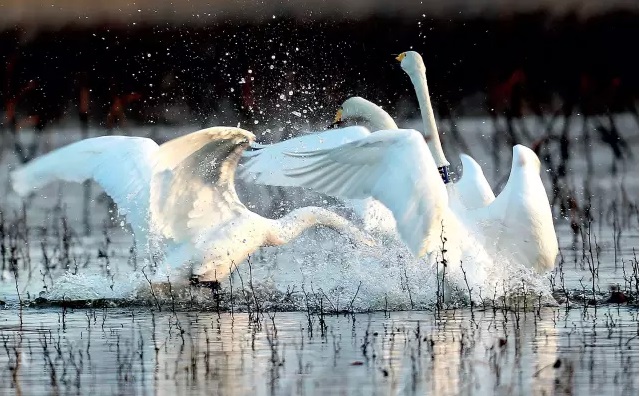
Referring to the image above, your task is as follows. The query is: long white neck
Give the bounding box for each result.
[408,71,449,167]
[270,206,370,246]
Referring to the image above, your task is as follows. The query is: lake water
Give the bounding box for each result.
[0,116,638,395]
[0,308,637,395]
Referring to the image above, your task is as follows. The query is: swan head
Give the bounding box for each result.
[332,96,398,131]
[396,51,426,77]
[512,144,541,172]
[337,97,378,121]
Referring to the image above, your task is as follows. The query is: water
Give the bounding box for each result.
[0,308,637,395]
[0,116,638,394]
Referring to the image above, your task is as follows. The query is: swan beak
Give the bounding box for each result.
[328,108,344,129]
[333,108,343,123]
[395,53,406,62]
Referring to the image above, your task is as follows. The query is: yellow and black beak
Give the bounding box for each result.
[333,108,343,123]
[395,52,406,62]
[328,108,344,129]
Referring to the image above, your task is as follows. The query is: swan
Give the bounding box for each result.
[11,127,374,283]
[395,50,557,271]
[395,51,495,210]
[243,127,558,274]
[240,51,556,273]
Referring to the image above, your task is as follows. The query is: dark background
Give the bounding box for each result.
[0,4,637,135]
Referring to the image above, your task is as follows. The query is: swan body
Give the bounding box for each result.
[11,127,374,282]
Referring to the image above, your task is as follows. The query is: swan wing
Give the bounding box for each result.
[469,145,558,272]
[10,136,158,237]
[240,126,371,186]
[150,127,255,242]
[279,129,448,257]
[454,154,495,209]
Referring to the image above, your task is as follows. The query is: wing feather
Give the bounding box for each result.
[454,154,495,209]
[149,127,255,242]
[10,136,158,238]
[469,145,558,272]
[280,129,448,256]
[239,126,371,186]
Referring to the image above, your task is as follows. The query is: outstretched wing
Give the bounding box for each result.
[150,127,255,242]
[10,136,158,237]
[278,129,447,257]
[240,126,371,186]
[454,154,495,210]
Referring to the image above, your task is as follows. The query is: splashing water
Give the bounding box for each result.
[45,272,145,301]
[40,225,553,311]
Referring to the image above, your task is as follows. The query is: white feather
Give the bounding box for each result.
[10,136,158,251]
[272,129,447,257]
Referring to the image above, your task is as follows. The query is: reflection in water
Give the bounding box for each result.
[0,307,636,395]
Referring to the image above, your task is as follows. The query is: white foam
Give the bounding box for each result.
[46,271,144,301]
[39,225,553,310]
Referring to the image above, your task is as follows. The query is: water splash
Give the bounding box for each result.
[45,271,145,301]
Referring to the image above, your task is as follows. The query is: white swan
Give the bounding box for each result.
[395,50,557,271]
[245,127,557,273]
[238,51,557,273]
[395,51,495,210]
[11,127,374,282]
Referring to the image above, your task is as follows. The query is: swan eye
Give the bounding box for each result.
[395,53,406,62]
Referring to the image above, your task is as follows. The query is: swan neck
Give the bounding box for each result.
[273,207,362,244]
[271,209,314,244]
[409,72,449,168]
